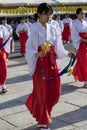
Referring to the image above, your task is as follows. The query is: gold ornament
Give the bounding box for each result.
[41,41,51,52]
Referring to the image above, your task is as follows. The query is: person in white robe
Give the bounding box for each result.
[25,3,75,130]
[1,17,14,53]
[0,21,11,93]
[16,17,30,55]
[62,14,72,43]
[71,8,87,87]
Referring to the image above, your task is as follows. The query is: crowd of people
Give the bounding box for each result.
[0,2,87,130]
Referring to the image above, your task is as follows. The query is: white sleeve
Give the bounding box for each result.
[25,29,38,76]
[71,23,81,50]
[54,28,69,59]
[16,25,19,37]
[8,25,13,34]
[61,21,64,32]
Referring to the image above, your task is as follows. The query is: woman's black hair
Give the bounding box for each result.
[37,3,53,15]
[33,13,39,22]
[76,8,83,15]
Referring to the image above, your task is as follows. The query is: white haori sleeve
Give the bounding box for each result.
[54,28,69,59]
[25,29,38,76]
[3,34,11,53]
[71,22,81,50]
[1,25,10,53]
[0,30,3,38]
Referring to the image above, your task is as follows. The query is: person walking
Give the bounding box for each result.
[71,8,87,87]
[62,13,72,44]
[0,21,12,93]
[25,3,75,130]
[16,17,30,55]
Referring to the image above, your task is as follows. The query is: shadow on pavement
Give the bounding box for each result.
[0,94,28,110]
[52,105,87,129]
[21,104,87,130]
[7,74,32,84]
[61,83,81,95]
[8,62,27,68]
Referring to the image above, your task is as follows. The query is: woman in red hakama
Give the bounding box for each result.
[71,8,87,87]
[62,14,72,43]
[16,17,29,55]
[25,3,74,130]
[72,32,87,81]
[62,23,71,41]
[0,38,9,93]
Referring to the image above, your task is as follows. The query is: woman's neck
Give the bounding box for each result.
[39,20,46,28]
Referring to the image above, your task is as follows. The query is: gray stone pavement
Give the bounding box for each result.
[0,41,87,130]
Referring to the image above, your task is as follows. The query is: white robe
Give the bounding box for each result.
[16,22,30,37]
[48,19,61,34]
[56,20,64,33]
[5,24,13,34]
[26,21,32,31]
[0,25,10,53]
[71,19,87,50]
[62,18,72,29]
[5,23,13,51]
[25,22,69,76]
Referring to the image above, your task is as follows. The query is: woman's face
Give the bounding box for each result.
[38,11,52,25]
[77,10,85,20]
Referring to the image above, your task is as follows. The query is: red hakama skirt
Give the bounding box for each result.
[0,38,8,85]
[26,46,61,124]
[72,32,87,81]
[62,23,71,41]
[19,32,28,54]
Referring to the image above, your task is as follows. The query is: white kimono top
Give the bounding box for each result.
[71,19,87,50]
[5,24,13,34]
[25,22,69,76]
[26,21,32,31]
[16,22,30,37]
[56,20,64,33]
[0,25,10,53]
[48,19,61,33]
[62,18,72,29]
[5,23,13,47]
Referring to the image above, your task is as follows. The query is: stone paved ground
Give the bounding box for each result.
[0,41,87,130]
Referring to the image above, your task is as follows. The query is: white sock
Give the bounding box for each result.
[1,85,6,90]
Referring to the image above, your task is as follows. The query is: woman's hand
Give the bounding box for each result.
[68,52,76,58]
[36,51,46,57]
